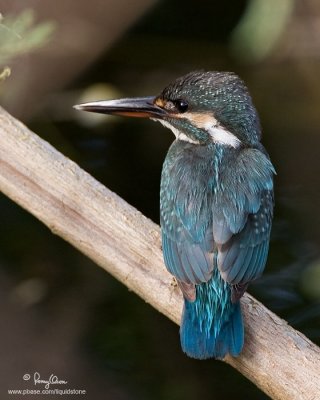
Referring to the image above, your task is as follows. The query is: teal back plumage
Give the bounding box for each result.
[161,137,274,359]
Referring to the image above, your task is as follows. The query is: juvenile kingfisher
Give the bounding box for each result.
[74,71,275,359]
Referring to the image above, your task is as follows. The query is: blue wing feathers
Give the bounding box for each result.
[163,233,213,283]
[215,149,274,286]
[227,247,253,282]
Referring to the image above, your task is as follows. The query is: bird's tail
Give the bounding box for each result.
[180,274,244,359]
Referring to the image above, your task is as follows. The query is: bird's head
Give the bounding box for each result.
[74,71,261,147]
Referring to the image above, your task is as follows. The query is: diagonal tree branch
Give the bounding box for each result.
[0,106,319,400]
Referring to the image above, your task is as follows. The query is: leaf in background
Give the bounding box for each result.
[0,9,55,66]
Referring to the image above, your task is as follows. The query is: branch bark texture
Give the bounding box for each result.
[0,106,319,400]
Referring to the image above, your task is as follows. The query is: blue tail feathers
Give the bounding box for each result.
[180,276,244,359]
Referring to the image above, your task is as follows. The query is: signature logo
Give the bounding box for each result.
[32,372,67,389]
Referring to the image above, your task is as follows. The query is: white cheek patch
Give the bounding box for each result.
[182,112,241,148]
[152,119,200,145]
[152,113,241,148]
[205,123,241,148]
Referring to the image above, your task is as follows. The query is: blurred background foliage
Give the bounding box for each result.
[0,9,54,64]
[0,9,54,82]
[0,0,319,399]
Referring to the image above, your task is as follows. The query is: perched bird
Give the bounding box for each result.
[74,71,275,359]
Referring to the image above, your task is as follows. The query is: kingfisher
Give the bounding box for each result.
[74,71,275,359]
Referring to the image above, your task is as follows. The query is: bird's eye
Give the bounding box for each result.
[174,99,188,113]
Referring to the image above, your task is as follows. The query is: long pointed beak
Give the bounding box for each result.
[74,96,167,119]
